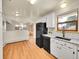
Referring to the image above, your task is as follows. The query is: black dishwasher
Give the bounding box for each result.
[43,36,50,53]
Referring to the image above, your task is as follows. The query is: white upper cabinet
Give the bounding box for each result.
[36,16,47,23]
[36,12,56,27]
[46,12,56,28]
[41,16,47,23]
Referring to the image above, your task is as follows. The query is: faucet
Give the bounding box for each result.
[62,26,65,38]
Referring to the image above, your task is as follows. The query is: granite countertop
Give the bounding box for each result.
[43,34,79,46]
[54,37,79,46]
[69,39,79,46]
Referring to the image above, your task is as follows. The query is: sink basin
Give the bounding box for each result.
[55,36,71,41]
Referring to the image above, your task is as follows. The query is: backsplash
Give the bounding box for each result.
[65,32,79,39]
[48,28,79,39]
[48,28,55,35]
[52,31,79,40]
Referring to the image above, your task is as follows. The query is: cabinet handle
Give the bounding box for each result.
[57,47,61,49]
[78,50,79,52]
[68,47,73,49]
[60,44,64,46]
[73,52,75,54]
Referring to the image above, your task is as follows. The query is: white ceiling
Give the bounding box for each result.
[3,0,79,23]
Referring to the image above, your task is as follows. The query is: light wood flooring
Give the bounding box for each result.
[3,39,56,59]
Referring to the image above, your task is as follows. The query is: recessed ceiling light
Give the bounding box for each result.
[31,0,37,4]
[28,0,37,4]
[16,11,19,14]
[60,3,67,8]
[16,14,19,16]
[15,24,19,27]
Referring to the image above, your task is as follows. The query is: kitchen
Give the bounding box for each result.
[35,11,79,59]
[35,0,79,59]
[0,0,79,59]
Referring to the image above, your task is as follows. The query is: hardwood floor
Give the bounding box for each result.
[3,39,56,59]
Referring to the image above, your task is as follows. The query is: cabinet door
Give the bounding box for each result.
[41,16,47,23]
[61,45,75,59]
[56,40,76,59]
[51,39,76,59]
[51,13,55,27]
[50,39,58,57]
[56,42,63,58]
[36,16,46,23]
[46,14,52,27]
[46,13,55,28]
[51,39,63,58]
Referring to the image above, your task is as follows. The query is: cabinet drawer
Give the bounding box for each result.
[65,43,74,49]
[55,40,66,46]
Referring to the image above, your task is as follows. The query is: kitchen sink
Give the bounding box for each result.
[55,36,71,41]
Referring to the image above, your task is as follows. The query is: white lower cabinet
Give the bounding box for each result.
[51,39,63,58]
[55,42,63,58]
[51,39,77,59]
[50,39,56,56]
[61,45,75,59]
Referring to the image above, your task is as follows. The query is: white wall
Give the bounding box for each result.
[3,30,29,45]
[54,0,79,32]
[33,23,36,42]
[51,0,79,39]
